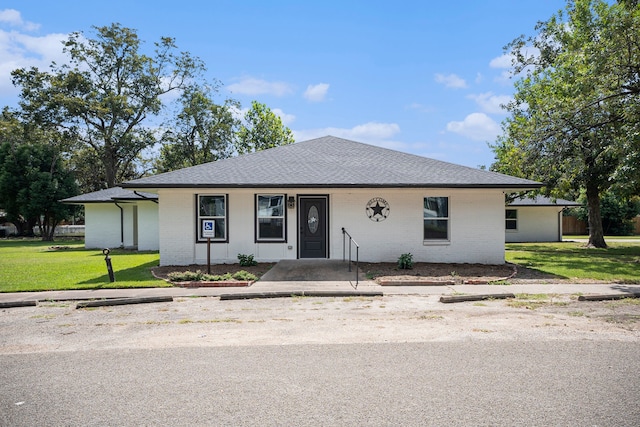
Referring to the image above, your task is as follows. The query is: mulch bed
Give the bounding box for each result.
[151,263,276,287]
[359,262,518,285]
[152,261,567,286]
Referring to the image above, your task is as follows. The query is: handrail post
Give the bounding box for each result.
[355,246,359,286]
[341,227,359,286]
[342,227,346,263]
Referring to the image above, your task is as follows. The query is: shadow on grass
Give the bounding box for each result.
[507,243,640,282]
[78,260,163,287]
[511,264,567,280]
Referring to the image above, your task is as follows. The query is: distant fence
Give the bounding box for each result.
[33,225,85,237]
[563,216,587,235]
[0,224,85,237]
[563,216,640,235]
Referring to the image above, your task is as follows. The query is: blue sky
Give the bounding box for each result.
[0,1,568,168]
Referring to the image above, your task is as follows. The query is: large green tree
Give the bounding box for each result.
[11,23,204,188]
[0,110,77,240]
[492,0,640,248]
[156,84,240,172]
[236,101,294,154]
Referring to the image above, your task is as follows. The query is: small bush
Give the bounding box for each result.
[167,270,255,282]
[168,270,206,281]
[397,253,413,269]
[238,253,257,267]
[232,270,257,281]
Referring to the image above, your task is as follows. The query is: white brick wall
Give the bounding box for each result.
[137,201,159,251]
[158,190,195,266]
[506,206,563,242]
[84,204,124,249]
[157,188,507,266]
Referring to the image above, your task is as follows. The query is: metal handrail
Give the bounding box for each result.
[341,227,359,286]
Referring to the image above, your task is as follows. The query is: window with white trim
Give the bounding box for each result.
[423,196,449,240]
[505,209,518,231]
[256,194,286,242]
[197,194,227,242]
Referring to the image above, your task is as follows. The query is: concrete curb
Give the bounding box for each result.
[578,293,640,302]
[76,296,173,308]
[220,290,384,300]
[440,293,516,304]
[0,300,37,309]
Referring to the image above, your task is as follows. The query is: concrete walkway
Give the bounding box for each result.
[2,281,640,304]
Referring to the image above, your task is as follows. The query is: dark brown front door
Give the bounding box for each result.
[299,197,328,258]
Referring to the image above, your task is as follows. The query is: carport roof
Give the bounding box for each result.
[508,195,581,207]
[121,136,542,190]
[60,187,158,204]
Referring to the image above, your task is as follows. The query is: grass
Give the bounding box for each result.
[0,239,168,292]
[564,235,640,240]
[506,241,640,283]
[3,238,640,292]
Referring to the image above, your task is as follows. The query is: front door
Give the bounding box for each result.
[299,196,328,258]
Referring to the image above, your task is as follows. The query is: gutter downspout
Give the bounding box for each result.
[115,202,124,247]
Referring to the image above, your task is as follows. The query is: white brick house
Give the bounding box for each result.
[120,136,541,266]
[506,196,580,243]
[61,187,159,251]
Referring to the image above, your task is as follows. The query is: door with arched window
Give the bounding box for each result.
[298,196,328,258]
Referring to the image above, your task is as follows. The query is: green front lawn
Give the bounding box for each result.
[506,241,640,283]
[2,239,639,292]
[0,239,168,292]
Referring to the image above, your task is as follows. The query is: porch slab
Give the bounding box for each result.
[258,259,365,282]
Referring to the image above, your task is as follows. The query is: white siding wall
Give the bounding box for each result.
[137,201,159,251]
[157,188,507,266]
[122,204,135,248]
[506,206,563,242]
[84,204,123,249]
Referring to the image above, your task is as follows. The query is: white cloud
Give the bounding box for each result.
[226,77,294,97]
[446,112,500,141]
[303,83,329,102]
[489,54,512,69]
[406,102,435,113]
[229,105,295,126]
[0,27,68,99]
[0,9,40,31]
[293,122,400,144]
[434,73,467,89]
[271,108,296,126]
[467,92,512,114]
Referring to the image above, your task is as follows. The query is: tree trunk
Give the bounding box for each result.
[585,181,607,248]
[39,215,57,242]
[104,151,118,188]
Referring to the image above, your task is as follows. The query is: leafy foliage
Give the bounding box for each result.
[570,193,640,235]
[236,101,294,154]
[156,84,240,173]
[167,269,256,282]
[11,23,204,188]
[0,110,77,240]
[397,253,414,270]
[491,0,640,248]
[237,253,258,267]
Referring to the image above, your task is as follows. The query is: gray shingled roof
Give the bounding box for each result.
[509,195,580,207]
[61,187,158,204]
[121,136,542,189]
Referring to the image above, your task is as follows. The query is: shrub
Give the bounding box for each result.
[232,270,257,281]
[168,270,206,281]
[166,269,256,282]
[238,253,257,267]
[397,253,413,269]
